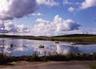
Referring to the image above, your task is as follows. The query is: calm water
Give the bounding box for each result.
[0,38,96,56]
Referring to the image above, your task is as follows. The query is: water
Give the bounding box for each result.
[0,38,96,57]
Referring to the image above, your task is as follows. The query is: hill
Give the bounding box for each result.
[0,34,96,43]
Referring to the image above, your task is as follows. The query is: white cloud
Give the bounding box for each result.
[32,12,43,16]
[36,0,59,6]
[63,0,72,5]
[5,21,18,33]
[63,0,80,12]
[0,21,17,33]
[81,0,96,9]
[16,24,30,33]
[0,21,29,33]
[36,18,49,23]
[0,16,80,36]
[0,0,37,20]
[31,15,80,36]
[68,7,75,12]
[63,0,80,5]
[31,18,53,36]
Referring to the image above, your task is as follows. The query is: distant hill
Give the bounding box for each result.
[0,34,96,43]
[52,34,96,37]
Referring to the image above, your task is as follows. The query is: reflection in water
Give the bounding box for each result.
[0,38,96,57]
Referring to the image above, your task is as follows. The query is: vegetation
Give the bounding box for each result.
[89,62,96,69]
[0,54,12,64]
[1,52,96,64]
[50,34,96,43]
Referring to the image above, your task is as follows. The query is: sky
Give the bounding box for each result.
[0,0,96,36]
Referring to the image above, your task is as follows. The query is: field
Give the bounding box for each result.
[50,34,96,43]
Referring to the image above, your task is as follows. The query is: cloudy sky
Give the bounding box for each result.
[0,0,96,36]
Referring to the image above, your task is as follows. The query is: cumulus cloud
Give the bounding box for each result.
[4,21,18,33]
[64,0,96,11]
[0,0,37,20]
[81,0,96,9]
[16,24,30,33]
[0,15,80,36]
[31,15,80,36]
[0,21,29,33]
[53,15,80,31]
[31,19,53,36]
[68,7,75,12]
[63,0,80,5]
[0,21,16,33]
[63,0,80,12]
[36,0,59,6]
[32,12,43,16]
[63,0,72,5]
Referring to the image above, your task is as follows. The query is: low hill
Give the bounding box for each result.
[52,34,96,37]
[0,34,96,43]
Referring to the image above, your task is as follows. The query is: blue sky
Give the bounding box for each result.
[0,0,96,35]
[13,0,96,32]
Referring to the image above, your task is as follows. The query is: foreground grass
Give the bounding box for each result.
[89,63,96,69]
[1,53,96,64]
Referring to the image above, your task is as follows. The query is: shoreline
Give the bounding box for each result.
[0,61,95,69]
[0,34,96,43]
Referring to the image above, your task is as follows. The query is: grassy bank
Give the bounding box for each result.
[50,34,96,43]
[89,63,96,69]
[1,53,96,64]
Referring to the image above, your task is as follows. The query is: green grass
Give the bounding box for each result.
[51,36,96,42]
